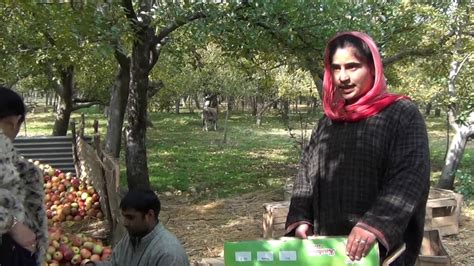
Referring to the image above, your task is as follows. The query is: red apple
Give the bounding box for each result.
[101,252,112,261]
[71,236,83,247]
[59,236,69,244]
[83,241,95,250]
[53,251,63,261]
[92,244,103,255]
[80,248,92,259]
[71,254,82,265]
[90,254,101,262]
[49,260,60,266]
[63,247,74,261]
[51,240,60,249]
[71,246,80,254]
[46,253,52,262]
[47,245,56,255]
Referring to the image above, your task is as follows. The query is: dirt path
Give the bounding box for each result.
[160,190,473,265]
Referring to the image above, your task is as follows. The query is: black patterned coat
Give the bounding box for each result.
[286,100,430,265]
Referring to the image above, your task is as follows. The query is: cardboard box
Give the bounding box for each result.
[225,237,379,266]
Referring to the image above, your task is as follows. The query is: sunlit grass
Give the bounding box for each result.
[20,107,474,198]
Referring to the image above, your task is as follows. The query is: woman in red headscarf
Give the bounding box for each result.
[285,32,430,265]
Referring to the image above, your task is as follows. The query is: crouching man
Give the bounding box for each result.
[86,189,189,266]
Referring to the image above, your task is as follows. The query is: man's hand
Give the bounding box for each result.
[10,222,37,253]
[294,224,314,239]
[346,226,377,261]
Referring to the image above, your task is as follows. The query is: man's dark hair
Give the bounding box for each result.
[328,34,374,67]
[120,189,161,219]
[0,86,26,123]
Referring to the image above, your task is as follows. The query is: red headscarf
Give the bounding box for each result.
[322,31,407,122]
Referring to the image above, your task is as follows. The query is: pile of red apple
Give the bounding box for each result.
[44,227,112,266]
[39,163,104,224]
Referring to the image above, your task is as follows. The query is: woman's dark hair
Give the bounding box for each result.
[0,86,26,123]
[328,34,374,67]
[120,189,161,219]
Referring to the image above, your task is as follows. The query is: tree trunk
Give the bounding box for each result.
[52,66,74,136]
[437,123,473,189]
[188,96,194,114]
[125,29,153,191]
[105,58,130,158]
[281,99,290,125]
[193,94,201,110]
[255,95,264,126]
[305,57,324,100]
[175,98,180,114]
[222,96,231,144]
[436,18,472,189]
[425,102,432,116]
[227,96,235,111]
[251,96,257,116]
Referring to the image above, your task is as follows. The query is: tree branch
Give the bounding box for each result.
[153,12,207,45]
[121,0,138,24]
[114,47,130,69]
[454,53,471,78]
[257,97,280,116]
[383,48,435,66]
[383,28,457,66]
[148,38,168,72]
[148,80,164,98]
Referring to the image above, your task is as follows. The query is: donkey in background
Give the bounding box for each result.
[202,94,218,131]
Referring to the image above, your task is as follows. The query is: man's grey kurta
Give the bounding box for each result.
[95,223,189,266]
[286,100,430,265]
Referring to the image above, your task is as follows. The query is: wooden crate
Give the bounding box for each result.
[425,188,463,236]
[262,201,290,239]
[416,229,451,266]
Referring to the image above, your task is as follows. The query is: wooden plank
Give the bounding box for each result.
[273,216,287,225]
[271,208,289,218]
[426,199,457,208]
[431,215,458,227]
[417,230,451,266]
[425,214,459,236]
[263,201,290,211]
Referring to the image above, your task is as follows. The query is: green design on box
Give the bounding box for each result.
[224,237,379,266]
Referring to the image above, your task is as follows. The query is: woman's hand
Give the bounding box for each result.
[294,223,314,239]
[346,226,377,261]
[10,222,37,253]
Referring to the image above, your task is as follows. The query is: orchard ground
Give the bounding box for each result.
[22,107,474,265]
[160,189,474,265]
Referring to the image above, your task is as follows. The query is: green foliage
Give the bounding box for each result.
[455,170,474,202]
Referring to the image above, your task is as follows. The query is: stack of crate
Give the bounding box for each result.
[425,188,463,236]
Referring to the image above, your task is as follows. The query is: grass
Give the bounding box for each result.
[20,106,474,199]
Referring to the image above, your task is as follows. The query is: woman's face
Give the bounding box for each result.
[0,115,23,140]
[331,46,374,104]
